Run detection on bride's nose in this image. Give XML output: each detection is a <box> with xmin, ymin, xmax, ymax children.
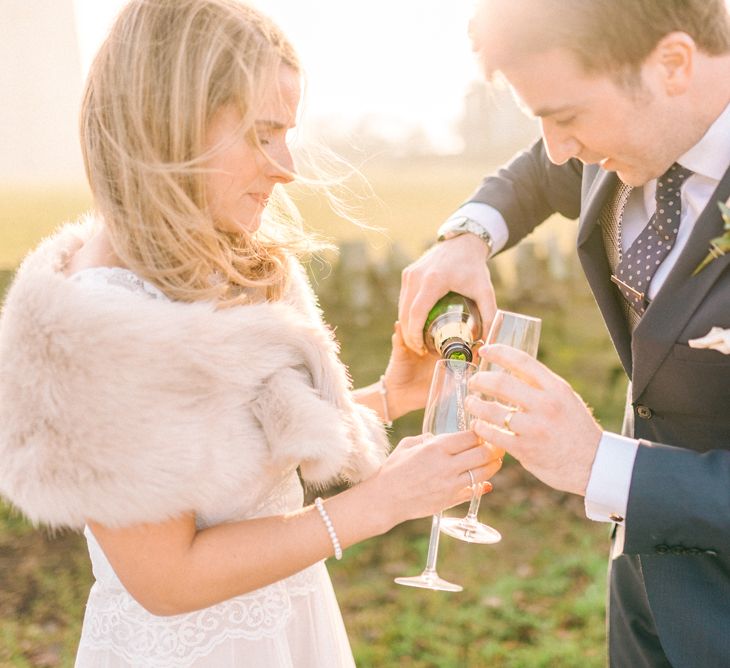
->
<box><xmin>266</xmin><ymin>142</ymin><xmax>295</xmax><ymax>184</ymax></box>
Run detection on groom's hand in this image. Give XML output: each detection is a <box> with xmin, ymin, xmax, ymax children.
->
<box><xmin>398</xmin><ymin>234</ymin><xmax>497</xmax><ymax>354</ymax></box>
<box><xmin>466</xmin><ymin>344</ymin><xmax>603</xmax><ymax>497</ymax></box>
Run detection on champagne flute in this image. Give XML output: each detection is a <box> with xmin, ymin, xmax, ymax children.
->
<box><xmin>394</xmin><ymin>358</ymin><xmax>477</xmax><ymax>592</ymax></box>
<box><xmin>440</xmin><ymin>309</ymin><xmax>541</xmax><ymax>544</ymax></box>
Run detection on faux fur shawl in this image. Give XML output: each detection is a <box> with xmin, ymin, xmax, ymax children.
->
<box><xmin>0</xmin><ymin>220</ymin><xmax>389</xmax><ymax>529</ymax></box>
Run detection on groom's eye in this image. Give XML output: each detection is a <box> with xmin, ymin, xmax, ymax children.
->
<box><xmin>555</xmin><ymin>115</ymin><xmax>576</xmax><ymax>127</ymax></box>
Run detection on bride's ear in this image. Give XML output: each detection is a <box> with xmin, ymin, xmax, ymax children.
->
<box><xmin>652</xmin><ymin>31</ymin><xmax>695</xmax><ymax>96</ymax></box>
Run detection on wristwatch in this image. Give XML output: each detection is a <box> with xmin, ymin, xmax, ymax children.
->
<box><xmin>437</xmin><ymin>215</ymin><xmax>494</xmax><ymax>258</ymax></box>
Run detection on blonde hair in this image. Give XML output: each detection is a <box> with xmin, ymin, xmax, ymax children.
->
<box><xmin>80</xmin><ymin>0</ymin><xmax>325</xmax><ymax>304</ymax></box>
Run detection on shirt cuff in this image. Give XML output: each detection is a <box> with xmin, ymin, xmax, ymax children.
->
<box><xmin>446</xmin><ymin>202</ymin><xmax>509</xmax><ymax>255</ymax></box>
<box><xmin>584</xmin><ymin>432</ymin><xmax>639</xmax><ymax>523</ymax></box>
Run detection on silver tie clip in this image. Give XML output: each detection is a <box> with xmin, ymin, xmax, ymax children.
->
<box><xmin>610</xmin><ymin>274</ymin><xmax>644</xmax><ymax>302</ymax></box>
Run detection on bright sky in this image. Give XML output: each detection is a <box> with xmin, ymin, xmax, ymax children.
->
<box><xmin>72</xmin><ymin>1</ymin><xmax>483</xmax><ymax>152</ymax></box>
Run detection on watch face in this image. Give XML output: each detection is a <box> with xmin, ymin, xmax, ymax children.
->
<box><xmin>438</xmin><ymin>217</ymin><xmax>492</xmax><ymax>255</ymax></box>
<box><xmin>439</xmin><ymin>217</ymin><xmax>470</xmax><ymax>239</ymax></box>
<box><xmin>453</xmin><ymin>216</ymin><xmax>471</xmax><ymax>232</ymax></box>
<box><xmin>454</xmin><ymin>218</ymin><xmax>480</xmax><ymax>236</ymax></box>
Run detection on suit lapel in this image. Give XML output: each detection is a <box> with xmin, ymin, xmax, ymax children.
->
<box><xmin>577</xmin><ymin>167</ymin><xmax>614</xmax><ymax>247</ymax></box>
<box><xmin>577</xmin><ymin>170</ymin><xmax>633</xmax><ymax>375</ymax></box>
<box><xmin>631</xmin><ymin>166</ymin><xmax>730</xmax><ymax>399</ymax></box>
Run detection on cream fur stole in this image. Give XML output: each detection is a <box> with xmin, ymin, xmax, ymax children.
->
<box><xmin>0</xmin><ymin>220</ymin><xmax>389</xmax><ymax>529</ymax></box>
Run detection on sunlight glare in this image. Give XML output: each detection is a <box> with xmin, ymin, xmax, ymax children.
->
<box><xmin>72</xmin><ymin>0</ymin><xmax>482</xmax><ymax>152</ymax></box>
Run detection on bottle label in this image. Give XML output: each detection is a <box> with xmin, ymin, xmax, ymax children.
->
<box><xmin>433</xmin><ymin>321</ymin><xmax>473</xmax><ymax>352</ymax></box>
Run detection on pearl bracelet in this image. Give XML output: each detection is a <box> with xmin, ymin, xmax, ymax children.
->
<box><xmin>314</xmin><ymin>497</ymin><xmax>343</xmax><ymax>560</ymax></box>
<box><xmin>378</xmin><ymin>374</ymin><xmax>393</xmax><ymax>427</ymax></box>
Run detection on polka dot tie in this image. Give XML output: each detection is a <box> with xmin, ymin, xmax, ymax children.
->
<box><xmin>613</xmin><ymin>163</ymin><xmax>693</xmax><ymax>316</ymax></box>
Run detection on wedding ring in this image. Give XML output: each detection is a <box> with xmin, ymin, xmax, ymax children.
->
<box><xmin>503</xmin><ymin>407</ymin><xmax>517</xmax><ymax>433</ymax></box>
<box><xmin>467</xmin><ymin>469</ymin><xmax>476</xmax><ymax>488</ymax></box>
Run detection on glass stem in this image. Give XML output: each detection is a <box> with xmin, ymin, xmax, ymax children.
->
<box><xmin>424</xmin><ymin>513</ymin><xmax>443</xmax><ymax>573</ymax></box>
<box><xmin>465</xmin><ymin>484</ymin><xmax>483</xmax><ymax>521</ymax></box>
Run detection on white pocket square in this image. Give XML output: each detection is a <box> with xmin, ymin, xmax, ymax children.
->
<box><xmin>688</xmin><ymin>327</ymin><xmax>730</xmax><ymax>355</ymax></box>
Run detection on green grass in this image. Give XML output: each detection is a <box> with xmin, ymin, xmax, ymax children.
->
<box><xmin>327</xmin><ymin>469</ymin><xmax>609</xmax><ymax>667</ymax></box>
<box><xmin>0</xmin><ymin>162</ymin><xmax>622</xmax><ymax>666</ymax></box>
<box><xmin>0</xmin><ymin>506</ymin><xmax>90</xmax><ymax>667</ymax></box>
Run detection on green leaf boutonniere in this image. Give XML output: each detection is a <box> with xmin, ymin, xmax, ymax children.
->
<box><xmin>693</xmin><ymin>197</ymin><xmax>730</xmax><ymax>275</ymax></box>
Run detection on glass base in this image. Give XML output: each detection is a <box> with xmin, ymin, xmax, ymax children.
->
<box><xmin>394</xmin><ymin>571</ymin><xmax>463</xmax><ymax>592</ymax></box>
<box><xmin>440</xmin><ymin>516</ymin><xmax>502</xmax><ymax>544</ymax></box>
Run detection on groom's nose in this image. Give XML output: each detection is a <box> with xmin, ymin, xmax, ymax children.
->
<box><xmin>540</xmin><ymin>119</ymin><xmax>581</xmax><ymax>165</ymax></box>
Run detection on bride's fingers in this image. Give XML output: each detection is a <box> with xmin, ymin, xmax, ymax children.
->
<box><xmin>464</xmin><ymin>456</ymin><xmax>503</xmax><ymax>487</ymax></box>
<box><xmin>453</xmin><ymin>477</ymin><xmax>494</xmax><ymax>505</ymax></box>
<box><xmin>436</xmin><ymin>429</ymin><xmax>481</xmax><ymax>454</ymax></box>
<box><xmin>453</xmin><ymin>451</ymin><xmax>503</xmax><ymax>492</ymax></box>
<box><xmin>394</xmin><ymin>434</ymin><xmax>429</xmax><ymax>450</ymax></box>
<box><xmin>390</xmin><ymin>320</ymin><xmax>405</xmax><ymax>349</ymax></box>
<box><xmin>481</xmin><ymin>456</ymin><xmax>504</xmax><ymax>481</ymax></box>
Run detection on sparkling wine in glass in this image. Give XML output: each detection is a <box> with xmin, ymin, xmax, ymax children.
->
<box><xmin>394</xmin><ymin>358</ymin><xmax>477</xmax><ymax>592</ymax></box>
<box><xmin>440</xmin><ymin>309</ymin><xmax>541</xmax><ymax>544</ymax></box>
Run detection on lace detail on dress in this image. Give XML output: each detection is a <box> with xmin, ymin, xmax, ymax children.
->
<box><xmin>78</xmin><ymin>471</ymin><xmax>330</xmax><ymax>665</ymax></box>
<box><xmin>71</xmin><ymin>266</ymin><xmax>167</xmax><ymax>301</ymax></box>
<box><xmin>80</xmin><ymin>565</ymin><xmax>320</xmax><ymax>668</ymax></box>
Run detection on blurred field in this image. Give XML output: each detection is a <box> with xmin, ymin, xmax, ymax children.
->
<box><xmin>0</xmin><ymin>156</ymin><xmax>576</xmax><ymax>268</ymax></box>
<box><xmin>0</xmin><ymin>186</ymin><xmax>92</xmax><ymax>270</ymax></box>
<box><xmin>0</xmin><ymin>159</ymin><xmax>624</xmax><ymax>667</ymax></box>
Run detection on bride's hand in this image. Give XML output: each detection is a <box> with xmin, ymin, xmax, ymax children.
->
<box><xmin>382</xmin><ymin>322</ymin><xmax>439</xmax><ymax>419</ymax></box>
<box><xmin>370</xmin><ymin>430</ymin><xmax>504</xmax><ymax>527</ymax></box>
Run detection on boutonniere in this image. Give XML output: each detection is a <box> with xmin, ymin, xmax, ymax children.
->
<box><xmin>688</xmin><ymin>326</ymin><xmax>730</xmax><ymax>355</ymax></box>
<box><xmin>692</xmin><ymin>197</ymin><xmax>730</xmax><ymax>275</ymax></box>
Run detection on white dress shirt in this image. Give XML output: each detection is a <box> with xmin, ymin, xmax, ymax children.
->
<box><xmin>445</xmin><ymin>101</ymin><xmax>730</xmax><ymax>523</ymax></box>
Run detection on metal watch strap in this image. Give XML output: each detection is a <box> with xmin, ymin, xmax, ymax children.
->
<box><xmin>437</xmin><ymin>215</ymin><xmax>494</xmax><ymax>258</ymax></box>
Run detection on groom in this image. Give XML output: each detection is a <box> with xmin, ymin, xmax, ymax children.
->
<box><xmin>398</xmin><ymin>1</ymin><xmax>730</xmax><ymax>666</ymax></box>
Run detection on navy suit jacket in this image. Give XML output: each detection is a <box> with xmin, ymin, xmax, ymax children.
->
<box><xmin>469</xmin><ymin>139</ymin><xmax>730</xmax><ymax>666</ymax></box>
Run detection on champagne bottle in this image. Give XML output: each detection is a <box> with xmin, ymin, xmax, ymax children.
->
<box><xmin>423</xmin><ymin>292</ymin><xmax>482</xmax><ymax>362</ymax></box>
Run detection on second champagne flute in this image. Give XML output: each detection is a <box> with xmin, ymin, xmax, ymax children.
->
<box><xmin>440</xmin><ymin>309</ymin><xmax>541</xmax><ymax>544</ymax></box>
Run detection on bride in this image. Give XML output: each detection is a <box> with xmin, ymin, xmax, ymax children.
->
<box><xmin>0</xmin><ymin>0</ymin><xmax>501</xmax><ymax>665</ymax></box>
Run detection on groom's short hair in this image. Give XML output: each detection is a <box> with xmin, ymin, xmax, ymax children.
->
<box><xmin>473</xmin><ymin>0</ymin><xmax>730</xmax><ymax>80</ymax></box>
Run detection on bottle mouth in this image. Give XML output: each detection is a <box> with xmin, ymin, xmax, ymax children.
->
<box><xmin>442</xmin><ymin>340</ymin><xmax>473</xmax><ymax>362</ymax></box>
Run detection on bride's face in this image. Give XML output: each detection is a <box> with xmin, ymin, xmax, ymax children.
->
<box><xmin>203</xmin><ymin>66</ymin><xmax>300</xmax><ymax>235</ymax></box>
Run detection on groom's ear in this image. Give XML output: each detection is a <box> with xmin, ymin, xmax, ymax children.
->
<box><xmin>650</xmin><ymin>31</ymin><xmax>696</xmax><ymax>97</ymax></box>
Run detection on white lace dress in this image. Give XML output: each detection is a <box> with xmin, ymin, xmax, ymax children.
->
<box><xmin>71</xmin><ymin>268</ymin><xmax>356</xmax><ymax>668</ymax></box>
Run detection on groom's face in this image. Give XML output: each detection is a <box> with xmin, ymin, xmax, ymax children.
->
<box><xmin>494</xmin><ymin>47</ymin><xmax>680</xmax><ymax>187</ymax></box>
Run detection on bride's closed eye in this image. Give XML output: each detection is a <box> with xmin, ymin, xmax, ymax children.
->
<box><xmin>255</xmin><ymin>129</ymin><xmax>295</xmax><ymax>150</ymax></box>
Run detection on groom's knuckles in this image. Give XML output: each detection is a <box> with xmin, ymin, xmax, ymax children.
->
<box><xmin>536</xmin><ymin>391</ymin><xmax>557</xmax><ymax>413</ymax></box>
<box><xmin>484</xmin><ymin>372</ymin><xmax>519</xmax><ymax>403</ymax></box>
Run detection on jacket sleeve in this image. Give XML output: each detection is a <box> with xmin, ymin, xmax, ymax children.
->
<box><xmin>623</xmin><ymin>442</ymin><xmax>730</xmax><ymax>558</ymax></box>
<box><xmin>466</xmin><ymin>139</ymin><xmax>583</xmax><ymax>251</ymax></box>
